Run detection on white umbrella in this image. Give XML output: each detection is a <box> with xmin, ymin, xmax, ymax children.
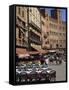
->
<box><xmin>18</xmin><ymin>54</ymin><xmax>30</xmax><ymax>58</ymax></box>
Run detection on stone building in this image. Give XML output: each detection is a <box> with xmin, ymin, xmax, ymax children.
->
<box><xmin>28</xmin><ymin>7</ymin><xmax>42</xmax><ymax>51</ymax></box>
<box><xmin>16</xmin><ymin>6</ymin><xmax>28</xmax><ymax>48</ymax></box>
<box><xmin>16</xmin><ymin>6</ymin><xmax>66</xmax><ymax>54</ymax></box>
<box><xmin>41</xmin><ymin>9</ymin><xmax>66</xmax><ymax>53</ymax></box>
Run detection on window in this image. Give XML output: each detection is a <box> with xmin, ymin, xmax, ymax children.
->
<box><xmin>18</xmin><ymin>7</ymin><xmax>20</xmax><ymax>14</ymax></box>
<box><xmin>41</xmin><ymin>21</ymin><xmax>44</xmax><ymax>25</ymax></box>
<box><xmin>60</xmin><ymin>45</ymin><xmax>62</xmax><ymax>47</ymax></box>
<box><xmin>30</xmin><ymin>9</ymin><xmax>32</xmax><ymax>12</ymax></box>
<box><xmin>17</xmin><ymin>17</ymin><xmax>21</xmax><ymax>25</ymax></box>
<box><xmin>45</xmin><ymin>41</ymin><xmax>49</xmax><ymax>44</ymax></box>
<box><xmin>45</xmin><ymin>42</ymin><xmax>47</xmax><ymax>44</ymax></box>
<box><xmin>50</xmin><ymin>44</ymin><xmax>52</xmax><ymax>48</ymax></box>
<box><xmin>19</xmin><ymin>30</ymin><xmax>21</xmax><ymax>38</ymax></box>
<box><xmin>60</xmin><ymin>33</ymin><xmax>61</xmax><ymax>35</ymax></box>
<box><xmin>22</xmin><ymin>10</ymin><xmax>24</xmax><ymax>17</ymax></box>
<box><xmin>22</xmin><ymin>21</ymin><xmax>25</xmax><ymax>28</ymax></box>
<box><xmin>47</xmin><ymin>41</ymin><xmax>49</xmax><ymax>44</ymax></box>
<box><xmin>47</xmin><ymin>18</ymin><xmax>48</xmax><ymax>21</ymax></box>
<box><xmin>44</xmin><ymin>34</ymin><xmax>47</xmax><ymax>39</ymax></box>
<box><xmin>47</xmin><ymin>32</ymin><xmax>49</xmax><ymax>35</ymax></box>
<box><xmin>56</xmin><ymin>44</ymin><xmax>58</xmax><ymax>48</ymax></box>
<box><xmin>63</xmin><ymin>33</ymin><xmax>65</xmax><ymax>36</ymax></box>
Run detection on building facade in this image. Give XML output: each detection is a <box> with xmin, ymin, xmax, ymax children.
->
<box><xmin>41</xmin><ymin>9</ymin><xmax>66</xmax><ymax>53</ymax></box>
<box><xmin>16</xmin><ymin>6</ymin><xmax>28</xmax><ymax>48</ymax></box>
<box><xmin>40</xmin><ymin>9</ymin><xmax>50</xmax><ymax>49</ymax></box>
<box><xmin>16</xmin><ymin>6</ymin><xmax>66</xmax><ymax>54</ymax></box>
<box><xmin>28</xmin><ymin>7</ymin><xmax>42</xmax><ymax>51</ymax></box>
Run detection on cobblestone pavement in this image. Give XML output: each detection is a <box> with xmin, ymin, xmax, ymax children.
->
<box><xmin>48</xmin><ymin>60</ymin><xmax>66</xmax><ymax>81</ymax></box>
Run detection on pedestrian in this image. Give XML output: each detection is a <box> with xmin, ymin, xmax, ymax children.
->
<box><xmin>45</xmin><ymin>58</ymin><xmax>49</xmax><ymax>65</ymax></box>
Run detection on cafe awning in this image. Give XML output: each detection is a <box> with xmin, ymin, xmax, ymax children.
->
<box><xmin>31</xmin><ymin>44</ymin><xmax>47</xmax><ymax>54</ymax></box>
<box><xmin>29</xmin><ymin>51</ymin><xmax>39</xmax><ymax>55</ymax></box>
<box><xmin>16</xmin><ymin>48</ymin><xmax>29</xmax><ymax>58</ymax></box>
<box><xmin>49</xmin><ymin>50</ymin><xmax>56</xmax><ymax>53</ymax></box>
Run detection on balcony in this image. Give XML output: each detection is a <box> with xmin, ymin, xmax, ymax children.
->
<box><xmin>16</xmin><ymin>38</ymin><xmax>28</xmax><ymax>48</ymax></box>
<box><xmin>29</xmin><ymin>37</ymin><xmax>41</xmax><ymax>45</ymax></box>
<box><xmin>29</xmin><ymin>21</ymin><xmax>41</xmax><ymax>33</ymax></box>
<box><xmin>30</xmin><ymin>29</ymin><xmax>41</xmax><ymax>37</ymax></box>
<box><xmin>16</xmin><ymin>17</ymin><xmax>27</xmax><ymax>31</ymax></box>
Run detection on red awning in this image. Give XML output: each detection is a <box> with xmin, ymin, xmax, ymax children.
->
<box><xmin>16</xmin><ymin>48</ymin><xmax>28</xmax><ymax>54</ymax></box>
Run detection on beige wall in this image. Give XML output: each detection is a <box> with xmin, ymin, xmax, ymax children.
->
<box><xmin>16</xmin><ymin>6</ymin><xmax>28</xmax><ymax>47</ymax></box>
<box><xmin>48</xmin><ymin>17</ymin><xmax>66</xmax><ymax>49</ymax></box>
<box><xmin>28</xmin><ymin>7</ymin><xmax>41</xmax><ymax>48</ymax></box>
<box><xmin>41</xmin><ymin>9</ymin><xmax>66</xmax><ymax>50</ymax></box>
<box><xmin>16</xmin><ymin>6</ymin><xmax>27</xmax><ymax>23</ymax></box>
<box><xmin>16</xmin><ymin>7</ymin><xmax>66</xmax><ymax>50</ymax></box>
<box><xmin>29</xmin><ymin>7</ymin><xmax>41</xmax><ymax>28</ymax></box>
<box><xmin>41</xmin><ymin>12</ymin><xmax>50</xmax><ymax>49</ymax></box>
